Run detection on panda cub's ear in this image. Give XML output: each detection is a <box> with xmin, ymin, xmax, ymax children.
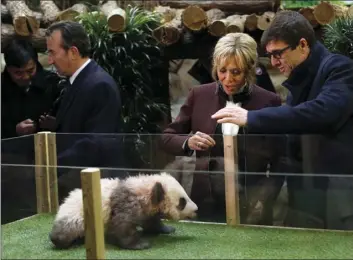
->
<box><xmin>151</xmin><ymin>182</ymin><xmax>165</xmax><ymax>205</ymax></box>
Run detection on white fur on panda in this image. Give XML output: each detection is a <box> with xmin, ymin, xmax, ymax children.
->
<box><xmin>52</xmin><ymin>178</ymin><xmax>120</xmax><ymax>238</ymax></box>
<box><xmin>49</xmin><ymin>172</ymin><xmax>198</xmax><ymax>249</ymax></box>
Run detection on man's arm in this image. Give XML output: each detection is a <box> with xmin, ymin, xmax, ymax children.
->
<box><xmin>57</xmin><ymin>81</ymin><xmax>121</xmax><ymax>168</ymax></box>
<box><xmin>247</xmin><ymin>58</ymin><xmax>353</xmax><ymax>134</ymax></box>
<box><xmin>83</xmin><ymin>81</ymin><xmax>121</xmax><ymax>133</ymax></box>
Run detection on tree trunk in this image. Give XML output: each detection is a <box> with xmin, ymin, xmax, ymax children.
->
<box><xmin>152</xmin><ymin>9</ymin><xmax>183</xmax><ymax>46</ymax></box>
<box><xmin>100</xmin><ymin>0</ymin><xmax>126</xmax><ymax>32</ymax></box>
<box><xmin>313</xmin><ymin>1</ymin><xmax>348</xmax><ymax>25</ymax></box>
<box><xmin>40</xmin><ymin>0</ymin><xmax>61</xmax><ymax>26</ymax></box>
<box><xmin>181</xmin><ymin>5</ymin><xmax>208</xmax><ymax>32</ymax></box>
<box><xmin>159</xmin><ymin>0</ymin><xmax>279</xmax><ymax>14</ymax></box>
<box><xmin>206</xmin><ymin>8</ymin><xmax>226</xmax><ymax>36</ymax></box>
<box><xmin>257</xmin><ymin>11</ymin><xmax>275</xmax><ymax>30</ymax></box>
<box><xmin>2</xmin><ymin>23</ymin><xmax>47</xmax><ymax>52</ymax></box>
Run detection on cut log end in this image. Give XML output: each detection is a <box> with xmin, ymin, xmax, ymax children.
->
<box><xmin>257</xmin><ymin>11</ymin><xmax>275</xmax><ymax>31</ymax></box>
<box><xmin>313</xmin><ymin>2</ymin><xmax>335</xmax><ymax>25</ymax></box>
<box><xmin>107</xmin><ymin>8</ymin><xmax>126</xmax><ymax>32</ymax></box>
<box><xmin>208</xmin><ymin>20</ymin><xmax>227</xmax><ymax>37</ymax></box>
<box><xmin>108</xmin><ymin>15</ymin><xmax>125</xmax><ymax>32</ymax></box>
<box><xmin>182</xmin><ymin>5</ymin><xmax>208</xmax><ymax>31</ymax></box>
<box><xmin>152</xmin><ymin>25</ymin><xmax>180</xmax><ymax>46</ymax></box>
<box><xmin>14</xmin><ymin>16</ymin><xmax>39</xmax><ymax>36</ymax></box>
<box><xmin>226</xmin><ymin>15</ymin><xmax>245</xmax><ymax>33</ymax></box>
<box><xmin>227</xmin><ymin>24</ymin><xmax>243</xmax><ymax>33</ymax></box>
<box><xmin>313</xmin><ymin>2</ymin><xmax>348</xmax><ymax>25</ymax></box>
<box><xmin>244</xmin><ymin>14</ymin><xmax>258</xmax><ymax>31</ymax></box>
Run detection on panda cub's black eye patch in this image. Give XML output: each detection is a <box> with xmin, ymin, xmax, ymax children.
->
<box><xmin>177</xmin><ymin>197</ymin><xmax>187</xmax><ymax>210</ymax></box>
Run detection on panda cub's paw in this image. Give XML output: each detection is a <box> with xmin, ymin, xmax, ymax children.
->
<box><xmin>143</xmin><ymin>222</ymin><xmax>176</xmax><ymax>235</ymax></box>
<box><xmin>129</xmin><ymin>239</ymin><xmax>151</xmax><ymax>250</ymax></box>
<box><xmin>120</xmin><ymin>238</ymin><xmax>151</xmax><ymax>250</ymax></box>
<box><xmin>159</xmin><ymin>224</ymin><xmax>176</xmax><ymax>234</ymax></box>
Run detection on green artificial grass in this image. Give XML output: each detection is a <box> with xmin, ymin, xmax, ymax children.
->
<box><xmin>2</xmin><ymin>214</ymin><xmax>353</xmax><ymax>259</ymax></box>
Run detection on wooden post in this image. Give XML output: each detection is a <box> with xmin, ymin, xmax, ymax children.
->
<box><xmin>34</xmin><ymin>131</ymin><xmax>59</xmax><ymax>213</ymax></box>
<box><xmin>223</xmin><ymin>135</ymin><xmax>240</xmax><ymax>226</ymax></box>
<box><xmin>80</xmin><ymin>168</ymin><xmax>105</xmax><ymax>260</ymax></box>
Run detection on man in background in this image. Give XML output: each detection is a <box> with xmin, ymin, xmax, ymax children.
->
<box><xmin>1</xmin><ymin>39</ymin><xmax>62</xmax><ymax>139</ymax></box>
<box><xmin>212</xmin><ymin>11</ymin><xmax>353</xmax><ymax>230</ymax></box>
<box><xmin>45</xmin><ymin>21</ymin><xmax>125</xmax><ymax>197</ymax></box>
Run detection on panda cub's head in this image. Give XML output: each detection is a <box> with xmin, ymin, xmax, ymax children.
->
<box><xmin>137</xmin><ymin>172</ymin><xmax>198</xmax><ymax>221</ymax></box>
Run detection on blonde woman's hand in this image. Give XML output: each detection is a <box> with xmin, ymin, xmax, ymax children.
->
<box><xmin>211</xmin><ymin>106</ymin><xmax>248</xmax><ymax>126</ymax></box>
<box><xmin>187</xmin><ymin>131</ymin><xmax>216</xmax><ymax>151</ymax></box>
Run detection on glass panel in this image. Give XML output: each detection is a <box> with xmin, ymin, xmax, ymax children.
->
<box><xmin>2</xmin><ymin>132</ymin><xmax>352</xmax><ymax>259</ymax></box>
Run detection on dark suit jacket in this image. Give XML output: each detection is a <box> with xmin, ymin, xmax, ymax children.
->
<box><xmin>161</xmin><ymin>82</ymin><xmax>284</xmax><ymax>202</ymax></box>
<box><xmin>247</xmin><ymin>41</ymin><xmax>353</xmax><ymax>229</ymax></box>
<box><xmin>55</xmin><ymin>60</ymin><xmax>123</xmax><ymax>169</ymax></box>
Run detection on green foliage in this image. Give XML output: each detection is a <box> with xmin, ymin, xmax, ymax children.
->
<box><xmin>323</xmin><ymin>15</ymin><xmax>353</xmax><ymax>59</ymax></box>
<box><xmin>77</xmin><ymin>6</ymin><xmax>168</xmax><ymax>167</ymax></box>
<box><xmin>282</xmin><ymin>1</ymin><xmax>346</xmax><ymax>8</ymax></box>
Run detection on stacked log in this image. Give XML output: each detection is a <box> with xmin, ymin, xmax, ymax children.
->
<box><xmin>299</xmin><ymin>7</ymin><xmax>319</xmax><ymax>28</ymax></box>
<box><xmin>40</xmin><ymin>0</ymin><xmax>61</xmax><ymax>26</ymax></box>
<box><xmin>100</xmin><ymin>0</ymin><xmax>126</xmax><ymax>32</ymax></box>
<box><xmin>152</xmin><ymin>8</ymin><xmax>183</xmax><ymax>46</ymax></box>
<box><xmin>313</xmin><ymin>1</ymin><xmax>349</xmax><ymax>25</ymax></box>
<box><xmin>181</xmin><ymin>5</ymin><xmax>208</xmax><ymax>32</ymax></box>
<box><xmin>6</xmin><ymin>0</ymin><xmax>40</xmax><ymax>36</ymax></box>
<box><xmin>1</xmin><ymin>24</ymin><xmax>47</xmax><ymax>52</ymax></box>
<box><xmin>2</xmin><ymin>0</ymin><xmax>352</xmax><ymax>51</ymax></box>
<box><xmin>1</xmin><ymin>0</ymin><xmax>90</xmax><ymax>51</ymax></box>
<box><xmin>159</xmin><ymin>0</ymin><xmax>280</xmax><ymax>14</ymax></box>
<box><xmin>257</xmin><ymin>11</ymin><xmax>275</xmax><ymax>31</ymax></box>
<box><xmin>207</xmin><ymin>9</ymin><xmax>226</xmax><ymax>37</ymax></box>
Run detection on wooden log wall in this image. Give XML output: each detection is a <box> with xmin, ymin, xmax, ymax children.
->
<box><xmin>1</xmin><ymin>0</ymin><xmax>353</xmax><ymax>52</ymax></box>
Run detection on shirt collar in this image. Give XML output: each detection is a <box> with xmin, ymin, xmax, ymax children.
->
<box><xmin>69</xmin><ymin>58</ymin><xmax>91</xmax><ymax>85</ymax></box>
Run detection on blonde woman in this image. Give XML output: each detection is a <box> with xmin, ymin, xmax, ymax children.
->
<box><xmin>161</xmin><ymin>32</ymin><xmax>284</xmax><ymax>225</ymax></box>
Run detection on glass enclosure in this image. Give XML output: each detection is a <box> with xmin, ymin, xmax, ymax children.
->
<box><xmin>1</xmin><ymin>132</ymin><xmax>353</xmax><ymax>259</ymax></box>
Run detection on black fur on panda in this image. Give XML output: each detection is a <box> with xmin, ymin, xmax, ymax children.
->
<box><xmin>49</xmin><ymin>172</ymin><xmax>198</xmax><ymax>250</ymax></box>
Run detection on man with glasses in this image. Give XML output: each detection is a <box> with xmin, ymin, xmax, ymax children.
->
<box><xmin>211</xmin><ymin>10</ymin><xmax>353</xmax><ymax>230</ymax></box>
<box><xmin>1</xmin><ymin>39</ymin><xmax>62</xmax><ymax>139</ymax></box>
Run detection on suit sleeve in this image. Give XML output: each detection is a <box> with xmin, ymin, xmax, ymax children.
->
<box><xmin>247</xmin><ymin>58</ymin><xmax>353</xmax><ymax>134</ymax></box>
<box><xmin>56</xmin><ymin>81</ymin><xmax>121</xmax><ymax>168</ymax></box>
<box><xmin>84</xmin><ymin>81</ymin><xmax>121</xmax><ymax>133</ymax></box>
<box><xmin>160</xmin><ymin>88</ymin><xmax>195</xmax><ymax>156</ymax></box>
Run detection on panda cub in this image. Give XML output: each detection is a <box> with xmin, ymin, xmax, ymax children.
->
<box><xmin>49</xmin><ymin>172</ymin><xmax>198</xmax><ymax>250</ymax></box>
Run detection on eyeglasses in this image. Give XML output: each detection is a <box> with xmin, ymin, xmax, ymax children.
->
<box><xmin>265</xmin><ymin>45</ymin><xmax>292</xmax><ymax>59</ymax></box>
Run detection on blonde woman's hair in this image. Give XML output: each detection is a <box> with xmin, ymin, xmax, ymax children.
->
<box><xmin>212</xmin><ymin>32</ymin><xmax>258</xmax><ymax>85</ymax></box>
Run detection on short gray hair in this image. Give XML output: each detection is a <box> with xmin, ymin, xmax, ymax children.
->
<box><xmin>212</xmin><ymin>33</ymin><xmax>258</xmax><ymax>85</ymax></box>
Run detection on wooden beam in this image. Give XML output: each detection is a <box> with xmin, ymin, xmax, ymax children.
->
<box><xmin>223</xmin><ymin>135</ymin><xmax>240</xmax><ymax>226</ymax></box>
<box><xmin>80</xmin><ymin>168</ymin><xmax>105</xmax><ymax>260</ymax></box>
<box><xmin>34</xmin><ymin>131</ymin><xmax>59</xmax><ymax>214</ymax></box>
